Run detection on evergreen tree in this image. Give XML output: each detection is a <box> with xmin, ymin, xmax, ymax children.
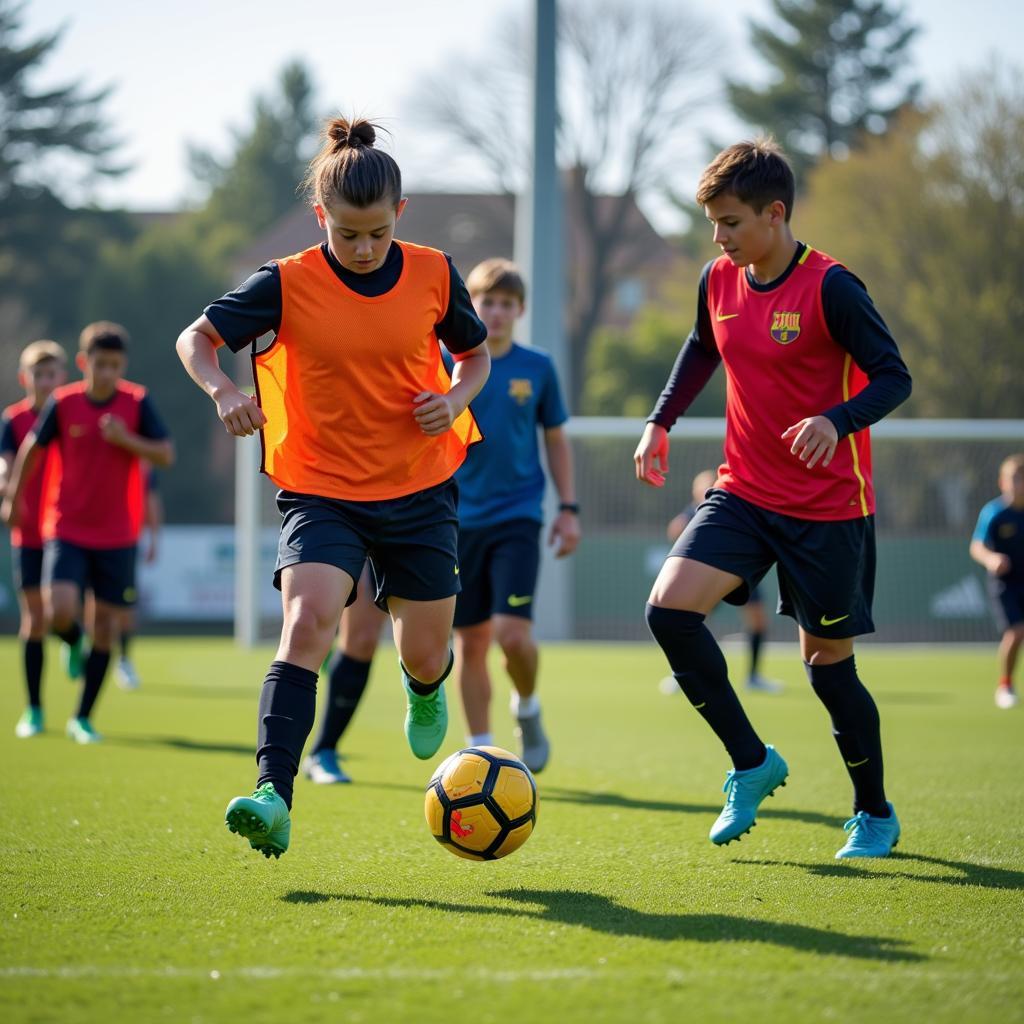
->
<box><xmin>727</xmin><ymin>0</ymin><xmax>920</xmax><ymax>176</ymax></box>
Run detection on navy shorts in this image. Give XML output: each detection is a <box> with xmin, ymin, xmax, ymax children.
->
<box><xmin>275</xmin><ymin>479</ymin><xmax>461</xmax><ymax>611</ymax></box>
<box><xmin>671</xmin><ymin>488</ymin><xmax>875</xmax><ymax>638</ymax></box>
<box><xmin>454</xmin><ymin>518</ymin><xmax>542</xmax><ymax>628</ymax></box>
<box><xmin>989</xmin><ymin>578</ymin><xmax>1024</xmax><ymax>631</ymax></box>
<box><xmin>43</xmin><ymin>539</ymin><xmax>138</xmax><ymax>607</ymax></box>
<box><xmin>12</xmin><ymin>545</ymin><xmax>44</xmax><ymax>592</ymax></box>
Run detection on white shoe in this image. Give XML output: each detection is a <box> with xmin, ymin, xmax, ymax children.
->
<box><xmin>116</xmin><ymin>657</ymin><xmax>141</xmax><ymax>691</ymax></box>
<box><xmin>746</xmin><ymin>674</ymin><xmax>782</xmax><ymax>694</ymax></box>
<box><xmin>302</xmin><ymin>750</ymin><xmax>352</xmax><ymax>784</ymax></box>
<box><xmin>995</xmin><ymin>686</ymin><xmax>1018</xmax><ymax>709</ymax></box>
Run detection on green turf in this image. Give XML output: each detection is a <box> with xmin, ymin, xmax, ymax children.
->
<box><xmin>2</xmin><ymin>639</ymin><xmax>1022</xmax><ymax>1024</ymax></box>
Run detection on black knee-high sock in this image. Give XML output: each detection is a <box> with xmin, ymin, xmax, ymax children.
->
<box><xmin>55</xmin><ymin>621</ymin><xmax>82</xmax><ymax>647</ymax></box>
<box><xmin>312</xmin><ymin>653</ymin><xmax>371</xmax><ymax>753</ymax></box>
<box><xmin>805</xmin><ymin>657</ymin><xmax>889</xmax><ymax>818</ymax></box>
<box><xmin>646</xmin><ymin>604</ymin><xmax>766</xmax><ymax>770</ymax></box>
<box><xmin>77</xmin><ymin>648</ymin><xmax>111</xmax><ymax>719</ymax></box>
<box><xmin>121</xmin><ymin>632</ymin><xmax>132</xmax><ymax>659</ymax></box>
<box><xmin>748</xmin><ymin>630</ymin><xmax>764</xmax><ymax>679</ymax></box>
<box><xmin>403</xmin><ymin>649</ymin><xmax>454</xmax><ymax>696</ymax></box>
<box><xmin>255</xmin><ymin>661</ymin><xmax>318</xmax><ymax>809</ymax></box>
<box><xmin>23</xmin><ymin>639</ymin><xmax>43</xmax><ymax>708</ymax></box>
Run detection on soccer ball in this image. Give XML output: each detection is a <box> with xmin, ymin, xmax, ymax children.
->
<box><xmin>424</xmin><ymin>746</ymin><xmax>538</xmax><ymax>861</ymax></box>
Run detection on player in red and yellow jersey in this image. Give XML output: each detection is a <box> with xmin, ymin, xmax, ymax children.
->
<box><xmin>0</xmin><ymin>340</ymin><xmax>67</xmax><ymax>738</ymax></box>
<box><xmin>177</xmin><ymin>117</ymin><xmax>490</xmax><ymax>859</ymax></box>
<box><xmin>634</xmin><ymin>139</ymin><xmax>911</xmax><ymax>859</ymax></box>
<box><xmin>2</xmin><ymin>322</ymin><xmax>174</xmax><ymax>744</ymax></box>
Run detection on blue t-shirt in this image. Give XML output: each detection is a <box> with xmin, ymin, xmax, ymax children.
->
<box><xmin>973</xmin><ymin>497</ymin><xmax>1024</xmax><ymax>585</ymax></box>
<box><xmin>451</xmin><ymin>342</ymin><xmax>568</xmax><ymax>529</ymax></box>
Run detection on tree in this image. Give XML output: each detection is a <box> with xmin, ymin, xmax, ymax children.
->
<box><xmin>727</xmin><ymin>0</ymin><xmax>920</xmax><ymax>176</ymax></box>
<box><xmin>797</xmin><ymin>62</ymin><xmax>1024</xmax><ymax>418</ymax></box>
<box><xmin>411</xmin><ymin>0</ymin><xmax>718</xmax><ymax>405</ymax></box>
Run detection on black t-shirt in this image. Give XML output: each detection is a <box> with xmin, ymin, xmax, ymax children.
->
<box><xmin>205</xmin><ymin>241</ymin><xmax>487</xmax><ymax>355</ymax></box>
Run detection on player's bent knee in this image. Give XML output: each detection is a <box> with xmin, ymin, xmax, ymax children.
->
<box><xmin>402</xmin><ymin>648</ymin><xmax>450</xmax><ymax>685</ymax></box>
<box><xmin>645</xmin><ymin>602</ymin><xmax>704</xmax><ymax>646</ymax></box>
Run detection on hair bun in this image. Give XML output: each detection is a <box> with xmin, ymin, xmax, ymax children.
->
<box><xmin>326</xmin><ymin>117</ymin><xmax>376</xmax><ymax>152</ymax></box>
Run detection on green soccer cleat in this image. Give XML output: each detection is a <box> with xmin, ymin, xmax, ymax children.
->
<box><xmin>709</xmin><ymin>745</ymin><xmax>788</xmax><ymax>845</ymax></box>
<box><xmin>835</xmin><ymin>803</ymin><xmax>901</xmax><ymax>859</ymax></box>
<box><xmin>225</xmin><ymin>782</ymin><xmax>291</xmax><ymax>859</ymax></box>
<box><xmin>402</xmin><ymin>669</ymin><xmax>448</xmax><ymax>760</ymax></box>
<box><xmin>65</xmin><ymin>717</ymin><xmax>102</xmax><ymax>744</ymax></box>
<box><xmin>62</xmin><ymin>636</ymin><xmax>85</xmax><ymax>680</ymax></box>
<box><xmin>15</xmin><ymin>707</ymin><xmax>44</xmax><ymax>738</ymax></box>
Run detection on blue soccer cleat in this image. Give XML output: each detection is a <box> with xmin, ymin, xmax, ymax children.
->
<box><xmin>835</xmin><ymin>803</ymin><xmax>901</xmax><ymax>859</ymax></box>
<box><xmin>302</xmin><ymin>749</ymin><xmax>352</xmax><ymax>785</ymax></box>
<box><xmin>709</xmin><ymin>745</ymin><xmax>789</xmax><ymax>845</ymax></box>
<box><xmin>15</xmin><ymin>707</ymin><xmax>44</xmax><ymax>738</ymax></box>
<box><xmin>66</xmin><ymin>717</ymin><xmax>102</xmax><ymax>744</ymax></box>
<box><xmin>225</xmin><ymin>782</ymin><xmax>291</xmax><ymax>859</ymax></box>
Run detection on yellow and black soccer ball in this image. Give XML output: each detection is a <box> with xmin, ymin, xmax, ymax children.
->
<box><xmin>424</xmin><ymin>746</ymin><xmax>538</xmax><ymax>861</ymax></box>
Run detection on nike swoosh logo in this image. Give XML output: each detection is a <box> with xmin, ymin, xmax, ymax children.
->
<box><xmin>846</xmin><ymin>758</ymin><xmax>869</xmax><ymax>768</ymax></box>
<box><xmin>820</xmin><ymin>614</ymin><xmax>850</xmax><ymax>626</ymax></box>
<box><xmin>507</xmin><ymin>594</ymin><xmax>532</xmax><ymax>608</ymax></box>
<box><xmin>454</xmin><ymin>565</ymin><xmax>459</xmax><ymax>576</ymax></box>
<box><xmin>693</xmin><ymin>701</ymin><xmax>707</xmax><ymax>710</ymax></box>
<box><xmin>716</xmin><ymin>313</ymin><xmax>740</xmax><ymax>321</ymax></box>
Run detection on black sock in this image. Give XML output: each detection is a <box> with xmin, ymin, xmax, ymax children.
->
<box><xmin>55</xmin><ymin>621</ymin><xmax>82</xmax><ymax>647</ymax></box>
<box><xmin>255</xmin><ymin>661</ymin><xmax>318</xmax><ymax>810</ymax></box>
<box><xmin>805</xmin><ymin>657</ymin><xmax>889</xmax><ymax>818</ymax></box>
<box><xmin>121</xmin><ymin>632</ymin><xmax>133</xmax><ymax>659</ymax></box>
<box><xmin>404</xmin><ymin>649</ymin><xmax>454</xmax><ymax>696</ymax></box>
<box><xmin>312</xmin><ymin>653</ymin><xmax>371</xmax><ymax>752</ymax></box>
<box><xmin>77</xmin><ymin>648</ymin><xmax>111</xmax><ymax>720</ymax></box>
<box><xmin>646</xmin><ymin>603</ymin><xmax>766</xmax><ymax>770</ymax></box>
<box><xmin>748</xmin><ymin>630</ymin><xmax>764</xmax><ymax>679</ymax></box>
<box><xmin>23</xmin><ymin>638</ymin><xmax>43</xmax><ymax>708</ymax></box>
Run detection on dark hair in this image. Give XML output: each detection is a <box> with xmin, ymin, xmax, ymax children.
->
<box><xmin>79</xmin><ymin>320</ymin><xmax>129</xmax><ymax>354</ymax></box>
<box><xmin>696</xmin><ymin>138</ymin><xmax>795</xmax><ymax>222</ymax></box>
<box><xmin>303</xmin><ymin>116</ymin><xmax>402</xmax><ymax>209</ymax></box>
<box><xmin>466</xmin><ymin>258</ymin><xmax>527</xmax><ymax>303</ymax></box>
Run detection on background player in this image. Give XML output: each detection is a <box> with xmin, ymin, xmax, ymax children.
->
<box><xmin>2</xmin><ymin>322</ymin><xmax>174</xmax><ymax>743</ymax></box>
<box><xmin>1</xmin><ymin>340</ymin><xmax>67</xmax><ymax>737</ymax></box>
<box><xmin>451</xmin><ymin>258</ymin><xmax>580</xmax><ymax>772</ymax></box>
<box><xmin>665</xmin><ymin>468</ymin><xmax>781</xmax><ymax>694</ymax></box>
<box><xmin>969</xmin><ymin>453</ymin><xmax>1024</xmax><ymax>709</ymax></box>
<box><xmin>634</xmin><ymin>139</ymin><xmax>912</xmax><ymax>859</ymax></box>
<box><xmin>302</xmin><ymin>562</ymin><xmax>387</xmax><ymax>784</ymax></box>
<box><xmin>176</xmin><ymin>117</ymin><xmax>489</xmax><ymax>859</ymax></box>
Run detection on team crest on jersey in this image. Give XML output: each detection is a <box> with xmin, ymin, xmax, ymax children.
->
<box><xmin>998</xmin><ymin>523</ymin><xmax>1017</xmax><ymax>539</ymax></box>
<box><xmin>770</xmin><ymin>311</ymin><xmax>801</xmax><ymax>345</ymax></box>
<box><xmin>508</xmin><ymin>378</ymin><xmax>533</xmax><ymax>405</ymax></box>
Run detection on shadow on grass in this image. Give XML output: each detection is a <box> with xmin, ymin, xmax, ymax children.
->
<box><xmin>106</xmin><ymin>735</ymin><xmax>253</xmax><ymax>756</ymax></box>
<box><xmin>281</xmin><ymin>887</ymin><xmax>922</xmax><ymax>962</ymax></box>
<box><xmin>735</xmin><ymin>852</ymin><xmax>1024</xmax><ymax>891</ymax></box>
<box><xmin>541</xmin><ymin>786</ymin><xmax>840</xmax><ymax>828</ymax></box>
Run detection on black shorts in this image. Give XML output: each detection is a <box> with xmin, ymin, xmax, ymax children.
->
<box><xmin>275</xmin><ymin>479</ymin><xmax>460</xmax><ymax>612</ymax></box>
<box><xmin>988</xmin><ymin>578</ymin><xmax>1024</xmax><ymax>632</ymax></box>
<box><xmin>43</xmin><ymin>539</ymin><xmax>138</xmax><ymax>607</ymax></box>
<box><xmin>12</xmin><ymin>545</ymin><xmax>44</xmax><ymax>592</ymax></box>
<box><xmin>671</xmin><ymin>488</ymin><xmax>875</xmax><ymax>638</ymax></box>
<box><xmin>453</xmin><ymin>518</ymin><xmax>542</xmax><ymax>628</ymax></box>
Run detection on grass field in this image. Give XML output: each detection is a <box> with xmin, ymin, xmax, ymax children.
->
<box><xmin>2</xmin><ymin>638</ymin><xmax>1022</xmax><ymax>1024</ymax></box>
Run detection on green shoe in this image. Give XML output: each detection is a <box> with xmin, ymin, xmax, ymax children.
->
<box><xmin>66</xmin><ymin>717</ymin><xmax>102</xmax><ymax>744</ymax></box>
<box><xmin>225</xmin><ymin>782</ymin><xmax>291</xmax><ymax>859</ymax></box>
<box><xmin>403</xmin><ymin>669</ymin><xmax>448</xmax><ymax>760</ymax></box>
<box><xmin>62</xmin><ymin>636</ymin><xmax>85</xmax><ymax>680</ymax></box>
<box><xmin>15</xmin><ymin>707</ymin><xmax>44</xmax><ymax>738</ymax></box>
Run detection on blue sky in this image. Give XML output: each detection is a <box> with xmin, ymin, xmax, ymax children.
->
<box><xmin>22</xmin><ymin>0</ymin><xmax>1023</xmax><ymax>215</ymax></box>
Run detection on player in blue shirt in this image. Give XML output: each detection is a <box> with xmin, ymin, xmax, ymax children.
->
<box><xmin>452</xmin><ymin>259</ymin><xmax>580</xmax><ymax>772</ymax></box>
<box><xmin>970</xmin><ymin>453</ymin><xmax>1024</xmax><ymax>709</ymax></box>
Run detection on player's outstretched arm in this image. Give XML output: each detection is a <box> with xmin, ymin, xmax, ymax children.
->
<box><xmin>543</xmin><ymin>425</ymin><xmax>581</xmax><ymax>558</ymax></box>
<box><xmin>176</xmin><ymin>315</ymin><xmax>267</xmax><ymax>438</ymax></box>
<box><xmin>413</xmin><ymin>341</ymin><xmax>490</xmax><ymax>437</ymax></box>
<box><xmin>634</xmin><ymin>422</ymin><xmax>669</xmax><ymax>488</ymax></box>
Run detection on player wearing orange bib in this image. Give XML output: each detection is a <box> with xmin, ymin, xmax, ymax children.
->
<box><xmin>177</xmin><ymin>117</ymin><xmax>490</xmax><ymax>859</ymax></box>
<box><xmin>635</xmin><ymin>140</ymin><xmax>912</xmax><ymax>859</ymax></box>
